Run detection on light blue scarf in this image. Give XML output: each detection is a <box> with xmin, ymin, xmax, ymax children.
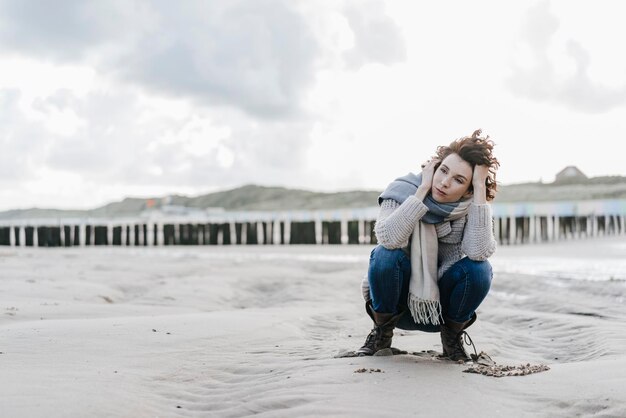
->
<box><xmin>379</xmin><ymin>172</ymin><xmax>470</xmax><ymax>224</ymax></box>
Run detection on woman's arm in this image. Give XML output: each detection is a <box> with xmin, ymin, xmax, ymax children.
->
<box><xmin>461</xmin><ymin>204</ymin><xmax>496</xmax><ymax>260</ymax></box>
<box><xmin>374</xmin><ymin>159</ymin><xmax>439</xmax><ymax>249</ymax></box>
<box><xmin>461</xmin><ymin>165</ymin><xmax>496</xmax><ymax>259</ymax></box>
<box><xmin>374</xmin><ymin>197</ymin><xmax>428</xmax><ymax>248</ymax></box>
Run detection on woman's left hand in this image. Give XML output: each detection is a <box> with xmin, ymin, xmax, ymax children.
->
<box><xmin>472</xmin><ymin>165</ymin><xmax>489</xmax><ymax>203</ymax></box>
<box><xmin>472</xmin><ymin>165</ymin><xmax>489</xmax><ymax>188</ymax></box>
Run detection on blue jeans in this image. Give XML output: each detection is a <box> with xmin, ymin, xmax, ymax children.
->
<box><xmin>367</xmin><ymin>245</ymin><xmax>492</xmax><ymax>332</ymax></box>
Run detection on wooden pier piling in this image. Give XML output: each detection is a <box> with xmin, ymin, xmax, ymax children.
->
<box><xmin>1</xmin><ymin>199</ymin><xmax>624</xmax><ymax>249</ymax></box>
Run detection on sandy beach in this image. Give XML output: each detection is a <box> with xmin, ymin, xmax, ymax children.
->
<box><xmin>1</xmin><ymin>236</ymin><xmax>625</xmax><ymax>417</ymax></box>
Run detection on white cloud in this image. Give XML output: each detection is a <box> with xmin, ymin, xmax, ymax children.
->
<box><xmin>0</xmin><ymin>0</ymin><xmax>625</xmax><ymax>210</ymax></box>
<box><xmin>341</xmin><ymin>0</ymin><xmax>406</xmax><ymax>69</ymax></box>
<box><xmin>507</xmin><ymin>0</ymin><xmax>626</xmax><ymax>113</ymax></box>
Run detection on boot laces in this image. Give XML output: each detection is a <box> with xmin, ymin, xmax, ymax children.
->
<box><xmin>363</xmin><ymin>326</ymin><xmax>381</xmax><ymax>348</ymax></box>
<box><xmin>460</xmin><ymin>331</ymin><xmax>478</xmax><ymax>360</ymax></box>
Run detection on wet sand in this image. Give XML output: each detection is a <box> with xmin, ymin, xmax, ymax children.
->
<box><xmin>1</xmin><ymin>236</ymin><xmax>625</xmax><ymax>417</ymax></box>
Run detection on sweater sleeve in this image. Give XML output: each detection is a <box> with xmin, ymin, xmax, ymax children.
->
<box><xmin>374</xmin><ymin>196</ymin><xmax>428</xmax><ymax>249</ymax></box>
<box><xmin>461</xmin><ymin>203</ymin><xmax>497</xmax><ymax>260</ymax></box>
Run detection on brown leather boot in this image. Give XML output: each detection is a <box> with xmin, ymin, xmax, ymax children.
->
<box><xmin>357</xmin><ymin>301</ymin><xmax>404</xmax><ymax>356</ymax></box>
<box><xmin>440</xmin><ymin>313</ymin><xmax>477</xmax><ymax>362</ymax></box>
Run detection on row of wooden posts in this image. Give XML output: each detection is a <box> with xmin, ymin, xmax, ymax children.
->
<box><xmin>0</xmin><ymin>220</ymin><xmax>366</xmax><ymax>247</ymax></box>
<box><xmin>1</xmin><ymin>214</ymin><xmax>625</xmax><ymax>247</ymax></box>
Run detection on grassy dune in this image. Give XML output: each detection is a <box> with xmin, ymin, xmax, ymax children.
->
<box><xmin>2</xmin><ymin>177</ymin><xmax>625</xmax><ymax>220</ymax></box>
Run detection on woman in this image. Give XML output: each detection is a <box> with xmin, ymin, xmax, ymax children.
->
<box><xmin>357</xmin><ymin>129</ymin><xmax>499</xmax><ymax>361</ymax></box>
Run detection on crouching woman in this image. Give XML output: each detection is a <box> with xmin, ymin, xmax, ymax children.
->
<box><xmin>358</xmin><ymin>129</ymin><xmax>499</xmax><ymax>361</ymax></box>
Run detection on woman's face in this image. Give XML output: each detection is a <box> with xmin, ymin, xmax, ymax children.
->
<box><xmin>431</xmin><ymin>153</ymin><xmax>473</xmax><ymax>203</ymax></box>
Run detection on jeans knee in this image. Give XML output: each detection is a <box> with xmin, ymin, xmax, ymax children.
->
<box><xmin>465</xmin><ymin>259</ymin><xmax>492</xmax><ymax>290</ymax></box>
<box><xmin>369</xmin><ymin>246</ymin><xmax>406</xmax><ymax>280</ymax></box>
<box><xmin>468</xmin><ymin>259</ymin><xmax>491</xmax><ymax>275</ymax></box>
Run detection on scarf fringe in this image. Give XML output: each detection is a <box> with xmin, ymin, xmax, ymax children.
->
<box><xmin>407</xmin><ymin>294</ymin><xmax>442</xmax><ymax>325</ymax></box>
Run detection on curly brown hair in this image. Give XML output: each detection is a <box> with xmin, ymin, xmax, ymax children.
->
<box><xmin>434</xmin><ymin>129</ymin><xmax>500</xmax><ymax>201</ymax></box>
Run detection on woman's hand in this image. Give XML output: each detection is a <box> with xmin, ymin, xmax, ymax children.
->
<box><xmin>472</xmin><ymin>165</ymin><xmax>489</xmax><ymax>204</ymax></box>
<box><xmin>472</xmin><ymin>165</ymin><xmax>489</xmax><ymax>187</ymax></box>
<box><xmin>415</xmin><ymin>158</ymin><xmax>440</xmax><ymax>200</ymax></box>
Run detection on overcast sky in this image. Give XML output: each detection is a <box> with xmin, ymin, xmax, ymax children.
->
<box><xmin>1</xmin><ymin>0</ymin><xmax>626</xmax><ymax>210</ymax></box>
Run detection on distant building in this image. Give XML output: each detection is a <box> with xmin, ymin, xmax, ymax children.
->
<box><xmin>554</xmin><ymin>166</ymin><xmax>587</xmax><ymax>184</ymax></box>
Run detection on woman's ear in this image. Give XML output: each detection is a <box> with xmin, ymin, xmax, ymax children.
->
<box><xmin>463</xmin><ymin>187</ymin><xmax>473</xmax><ymax>199</ymax></box>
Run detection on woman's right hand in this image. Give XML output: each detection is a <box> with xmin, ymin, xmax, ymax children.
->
<box><xmin>419</xmin><ymin>158</ymin><xmax>439</xmax><ymax>191</ymax></box>
<box><xmin>415</xmin><ymin>158</ymin><xmax>439</xmax><ymax>200</ymax></box>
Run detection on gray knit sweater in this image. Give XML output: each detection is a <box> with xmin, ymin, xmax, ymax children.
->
<box><xmin>376</xmin><ymin>195</ymin><xmax>496</xmax><ymax>273</ymax></box>
<box><xmin>361</xmin><ymin>196</ymin><xmax>496</xmax><ymax>301</ymax></box>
